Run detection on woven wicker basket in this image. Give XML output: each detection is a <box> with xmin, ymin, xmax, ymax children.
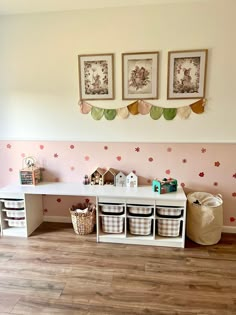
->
<box><xmin>70</xmin><ymin>204</ymin><xmax>96</xmax><ymax>235</ymax></box>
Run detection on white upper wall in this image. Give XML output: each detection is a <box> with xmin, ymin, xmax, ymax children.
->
<box><xmin>0</xmin><ymin>0</ymin><xmax>209</xmax><ymax>15</ymax></box>
<box><xmin>0</xmin><ymin>0</ymin><xmax>235</xmax><ymax>142</ymax></box>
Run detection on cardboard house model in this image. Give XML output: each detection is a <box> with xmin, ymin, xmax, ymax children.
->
<box><xmin>115</xmin><ymin>171</ymin><xmax>126</xmax><ymax>187</ymax></box>
<box><xmin>90</xmin><ymin>168</ymin><xmax>106</xmax><ymax>185</ymax></box>
<box><xmin>103</xmin><ymin>168</ymin><xmax>118</xmax><ymax>185</ymax></box>
<box><xmin>126</xmin><ymin>172</ymin><xmax>138</xmax><ymax>187</ymax></box>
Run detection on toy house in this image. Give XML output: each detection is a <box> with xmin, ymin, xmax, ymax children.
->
<box><xmin>90</xmin><ymin>168</ymin><xmax>106</xmax><ymax>185</ymax></box>
<box><xmin>103</xmin><ymin>168</ymin><xmax>118</xmax><ymax>185</ymax></box>
<box><xmin>19</xmin><ymin>156</ymin><xmax>41</xmax><ymax>185</ymax></box>
<box><xmin>115</xmin><ymin>171</ymin><xmax>126</xmax><ymax>187</ymax></box>
<box><xmin>126</xmin><ymin>172</ymin><xmax>138</xmax><ymax>187</ymax></box>
<box><xmin>152</xmin><ymin>178</ymin><xmax>177</xmax><ymax>194</ymax></box>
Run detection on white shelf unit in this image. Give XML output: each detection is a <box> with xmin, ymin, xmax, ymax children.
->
<box><xmin>0</xmin><ymin>192</ymin><xmax>43</xmax><ymax>238</ymax></box>
<box><xmin>97</xmin><ymin>195</ymin><xmax>186</xmax><ymax>248</ymax></box>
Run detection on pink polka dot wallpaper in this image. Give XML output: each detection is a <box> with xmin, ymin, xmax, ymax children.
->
<box><xmin>0</xmin><ymin>140</ymin><xmax>235</xmax><ymax>227</ymax></box>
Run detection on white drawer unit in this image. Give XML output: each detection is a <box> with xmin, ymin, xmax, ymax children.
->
<box><xmin>97</xmin><ymin>189</ymin><xmax>187</xmax><ymax>248</ymax></box>
<box><xmin>0</xmin><ymin>197</ymin><xmax>27</xmax><ymax>237</ymax></box>
<box><xmin>0</xmin><ymin>193</ymin><xmax>43</xmax><ymax>238</ymax></box>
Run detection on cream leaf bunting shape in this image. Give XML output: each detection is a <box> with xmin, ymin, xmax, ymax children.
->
<box><xmin>78</xmin><ymin>99</ymin><xmax>206</xmax><ymax>120</ymax></box>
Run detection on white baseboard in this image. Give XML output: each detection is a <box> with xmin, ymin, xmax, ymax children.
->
<box><xmin>44</xmin><ymin>216</ymin><xmax>71</xmax><ymax>223</ymax></box>
<box><xmin>222</xmin><ymin>226</ymin><xmax>236</xmax><ymax>233</ymax></box>
<box><xmin>43</xmin><ymin>216</ymin><xmax>236</xmax><ymax>234</ymax></box>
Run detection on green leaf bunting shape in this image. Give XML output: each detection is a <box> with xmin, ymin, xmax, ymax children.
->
<box><xmin>91</xmin><ymin>107</ymin><xmax>104</xmax><ymax>120</ymax></box>
<box><xmin>104</xmin><ymin>109</ymin><xmax>117</xmax><ymax>120</ymax></box>
<box><xmin>150</xmin><ymin>106</ymin><xmax>163</xmax><ymax>120</ymax></box>
<box><xmin>163</xmin><ymin>108</ymin><xmax>177</xmax><ymax>120</ymax></box>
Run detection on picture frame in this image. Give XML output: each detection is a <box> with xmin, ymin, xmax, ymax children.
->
<box><xmin>122</xmin><ymin>52</ymin><xmax>159</xmax><ymax>100</ymax></box>
<box><xmin>78</xmin><ymin>53</ymin><xmax>114</xmax><ymax>100</ymax></box>
<box><xmin>167</xmin><ymin>49</ymin><xmax>208</xmax><ymax>99</ymax></box>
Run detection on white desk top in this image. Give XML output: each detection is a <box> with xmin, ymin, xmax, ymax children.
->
<box><xmin>0</xmin><ymin>182</ymin><xmax>186</xmax><ymax>201</ymax></box>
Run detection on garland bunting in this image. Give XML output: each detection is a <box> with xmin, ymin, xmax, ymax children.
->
<box><xmin>79</xmin><ymin>99</ymin><xmax>206</xmax><ymax>121</ymax></box>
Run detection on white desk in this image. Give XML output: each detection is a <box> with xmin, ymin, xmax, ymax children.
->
<box><xmin>0</xmin><ymin>182</ymin><xmax>187</xmax><ymax>247</ymax></box>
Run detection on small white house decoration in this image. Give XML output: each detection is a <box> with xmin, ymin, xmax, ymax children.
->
<box><xmin>104</xmin><ymin>168</ymin><xmax>118</xmax><ymax>185</ymax></box>
<box><xmin>126</xmin><ymin>172</ymin><xmax>138</xmax><ymax>187</ymax></box>
<box><xmin>90</xmin><ymin>168</ymin><xmax>106</xmax><ymax>185</ymax></box>
<box><xmin>115</xmin><ymin>171</ymin><xmax>126</xmax><ymax>187</ymax></box>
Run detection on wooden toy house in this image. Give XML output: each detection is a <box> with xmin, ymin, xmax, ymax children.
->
<box><xmin>152</xmin><ymin>178</ymin><xmax>177</xmax><ymax>194</ymax></box>
<box><xmin>90</xmin><ymin>168</ymin><xmax>106</xmax><ymax>185</ymax></box>
<box><xmin>126</xmin><ymin>172</ymin><xmax>138</xmax><ymax>187</ymax></box>
<box><xmin>115</xmin><ymin>171</ymin><xmax>126</xmax><ymax>187</ymax></box>
<box><xmin>103</xmin><ymin>168</ymin><xmax>118</xmax><ymax>185</ymax></box>
<box><xmin>19</xmin><ymin>156</ymin><xmax>41</xmax><ymax>185</ymax></box>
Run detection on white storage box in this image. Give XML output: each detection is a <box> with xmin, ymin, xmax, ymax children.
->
<box><xmin>3</xmin><ymin>209</ymin><xmax>25</xmax><ymax>218</ymax></box>
<box><xmin>128</xmin><ymin>205</ymin><xmax>153</xmax><ymax>216</ymax></box>
<box><xmin>101</xmin><ymin>216</ymin><xmax>124</xmax><ymax>233</ymax></box>
<box><xmin>100</xmin><ymin>203</ymin><xmax>124</xmax><ymax>215</ymax></box>
<box><xmin>157</xmin><ymin>219</ymin><xmax>181</xmax><ymax>237</ymax></box>
<box><xmin>5</xmin><ymin>218</ymin><xmax>26</xmax><ymax>227</ymax></box>
<box><xmin>156</xmin><ymin>207</ymin><xmax>182</xmax><ymax>218</ymax></box>
<box><xmin>129</xmin><ymin>218</ymin><xmax>152</xmax><ymax>236</ymax></box>
<box><xmin>4</xmin><ymin>199</ymin><xmax>24</xmax><ymax>209</ymax></box>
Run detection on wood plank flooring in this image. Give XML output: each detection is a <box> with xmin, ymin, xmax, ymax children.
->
<box><xmin>0</xmin><ymin>222</ymin><xmax>236</xmax><ymax>315</ymax></box>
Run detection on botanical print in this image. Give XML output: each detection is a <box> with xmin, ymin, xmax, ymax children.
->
<box><xmin>84</xmin><ymin>60</ymin><xmax>109</xmax><ymax>96</ymax></box>
<box><xmin>173</xmin><ymin>57</ymin><xmax>200</xmax><ymax>94</ymax></box>
<box><xmin>127</xmin><ymin>59</ymin><xmax>152</xmax><ymax>95</ymax></box>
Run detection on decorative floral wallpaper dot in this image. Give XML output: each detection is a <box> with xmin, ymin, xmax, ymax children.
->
<box><xmin>0</xmin><ymin>140</ymin><xmax>235</xmax><ymax>226</ymax></box>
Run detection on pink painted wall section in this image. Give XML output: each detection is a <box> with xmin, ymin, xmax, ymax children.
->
<box><xmin>0</xmin><ymin>141</ymin><xmax>235</xmax><ymax>226</ymax></box>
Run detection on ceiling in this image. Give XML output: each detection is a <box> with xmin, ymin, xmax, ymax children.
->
<box><xmin>0</xmin><ymin>0</ymin><xmax>208</xmax><ymax>15</ymax></box>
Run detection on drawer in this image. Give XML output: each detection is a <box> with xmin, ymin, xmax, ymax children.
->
<box><xmin>157</xmin><ymin>218</ymin><xmax>181</xmax><ymax>237</ymax></box>
<box><xmin>5</xmin><ymin>218</ymin><xmax>26</xmax><ymax>227</ymax></box>
<box><xmin>99</xmin><ymin>203</ymin><xmax>124</xmax><ymax>215</ymax></box>
<box><xmin>3</xmin><ymin>199</ymin><xmax>24</xmax><ymax>209</ymax></box>
<box><xmin>101</xmin><ymin>216</ymin><xmax>124</xmax><ymax>234</ymax></box>
<box><xmin>129</xmin><ymin>218</ymin><xmax>152</xmax><ymax>236</ymax></box>
<box><xmin>128</xmin><ymin>205</ymin><xmax>153</xmax><ymax>216</ymax></box>
<box><xmin>156</xmin><ymin>206</ymin><xmax>183</xmax><ymax>218</ymax></box>
<box><xmin>3</xmin><ymin>209</ymin><xmax>25</xmax><ymax>218</ymax></box>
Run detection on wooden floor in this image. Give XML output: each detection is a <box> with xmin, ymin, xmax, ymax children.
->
<box><xmin>0</xmin><ymin>223</ymin><xmax>236</xmax><ymax>315</ymax></box>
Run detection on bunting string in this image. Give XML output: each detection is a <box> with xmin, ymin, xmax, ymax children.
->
<box><xmin>79</xmin><ymin>99</ymin><xmax>206</xmax><ymax>121</ymax></box>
